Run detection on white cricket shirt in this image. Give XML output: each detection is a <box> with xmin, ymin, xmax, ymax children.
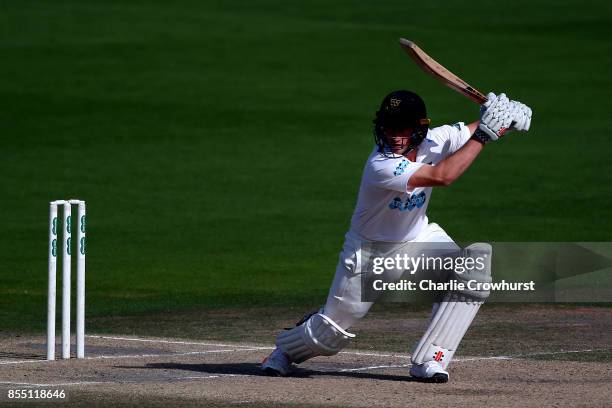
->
<box><xmin>349</xmin><ymin>123</ymin><xmax>471</xmax><ymax>242</ymax></box>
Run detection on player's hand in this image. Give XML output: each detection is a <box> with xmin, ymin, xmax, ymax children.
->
<box><xmin>507</xmin><ymin>100</ymin><xmax>532</xmax><ymax>132</ymax></box>
<box><xmin>476</xmin><ymin>92</ymin><xmax>514</xmax><ymax>142</ymax></box>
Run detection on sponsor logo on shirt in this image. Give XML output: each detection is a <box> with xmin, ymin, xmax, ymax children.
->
<box><xmin>388</xmin><ymin>191</ymin><xmax>427</xmax><ymax>212</ymax></box>
<box><xmin>393</xmin><ymin>159</ymin><xmax>410</xmax><ymax>176</ymax></box>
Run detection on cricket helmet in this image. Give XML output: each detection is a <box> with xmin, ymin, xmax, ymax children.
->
<box><xmin>373</xmin><ymin>90</ymin><xmax>431</xmax><ymax>156</ymax></box>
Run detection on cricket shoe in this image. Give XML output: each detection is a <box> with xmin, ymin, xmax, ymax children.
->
<box><xmin>261</xmin><ymin>348</ymin><xmax>292</xmax><ymax>376</ymax></box>
<box><xmin>409</xmin><ymin>361</ymin><xmax>449</xmax><ymax>383</ymax></box>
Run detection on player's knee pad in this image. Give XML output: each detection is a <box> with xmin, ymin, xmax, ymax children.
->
<box><xmin>411</xmin><ymin>243</ymin><xmax>492</xmax><ymax>369</ymax></box>
<box><xmin>275</xmin><ymin>313</ymin><xmax>356</xmax><ymax>363</ymax></box>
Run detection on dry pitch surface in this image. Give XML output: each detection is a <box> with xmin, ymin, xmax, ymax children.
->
<box><xmin>1</xmin><ymin>306</ymin><xmax>611</xmax><ymax>407</ymax></box>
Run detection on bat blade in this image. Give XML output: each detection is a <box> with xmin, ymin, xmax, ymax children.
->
<box><xmin>399</xmin><ymin>38</ymin><xmax>488</xmax><ymax>104</ymax></box>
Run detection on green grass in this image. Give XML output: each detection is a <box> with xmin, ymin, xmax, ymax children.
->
<box><xmin>1</xmin><ymin>0</ymin><xmax>611</xmax><ymax>331</ymax></box>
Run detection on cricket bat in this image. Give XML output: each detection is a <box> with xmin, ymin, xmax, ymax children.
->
<box><xmin>399</xmin><ymin>38</ymin><xmax>488</xmax><ymax>105</ymax></box>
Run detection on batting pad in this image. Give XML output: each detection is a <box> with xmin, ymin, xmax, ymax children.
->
<box><xmin>411</xmin><ymin>242</ymin><xmax>492</xmax><ymax>369</ymax></box>
<box><xmin>276</xmin><ymin>313</ymin><xmax>355</xmax><ymax>363</ymax></box>
<box><xmin>411</xmin><ymin>294</ymin><xmax>482</xmax><ymax>369</ymax></box>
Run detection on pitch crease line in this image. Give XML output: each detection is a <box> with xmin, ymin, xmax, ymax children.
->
<box><xmin>90</xmin><ymin>335</ymin><xmax>409</xmax><ymax>358</ymax></box>
<box><xmin>86</xmin><ymin>335</ymin><xmax>272</xmax><ymax>350</ymax></box>
<box><xmin>0</xmin><ymin>374</ymin><xmax>251</xmax><ymax>388</ymax></box>
<box><xmin>0</xmin><ymin>348</ymin><xmax>265</xmax><ymax>366</ymax></box>
<box><xmin>340</xmin><ymin>347</ymin><xmax>610</xmax><ymax>372</ymax></box>
<box><xmin>0</xmin><ymin>381</ymin><xmax>105</xmax><ymax>387</ymax></box>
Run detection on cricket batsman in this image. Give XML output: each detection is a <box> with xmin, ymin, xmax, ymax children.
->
<box><xmin>261</xmin><ymin>90</ymin><xmax>532</xmax><ymax>382</ymax></box>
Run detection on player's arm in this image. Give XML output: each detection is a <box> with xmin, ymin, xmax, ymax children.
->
<box><xmin>465</xmin><ymin>120</ymin><xmax>479</xmax><ymax>135</ymax></box>
<box><xmin>408</xmin><ymin>137</ymin><xmax>483</xmax><ymax>187</ymax></box>
<box><xmin>409</xmin><ymin>93</ymin><xmax>532</xmax><ymax>188</ymax></box>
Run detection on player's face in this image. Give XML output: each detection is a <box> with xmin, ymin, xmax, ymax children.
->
<box><xmin>385</xmin><ymin>128</ymin><xmax>413</xmax><ymax>154</ymax></box>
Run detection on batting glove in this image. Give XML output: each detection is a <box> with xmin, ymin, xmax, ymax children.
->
<box><xmin>476</xmin><ymin>92</ymin><xmax>514</xmax><ymax>142</ymax></box>
<box><xmin>507</xmin><ymin>100</ymin><xmax>532</xmax><ymax>132</ymax></box>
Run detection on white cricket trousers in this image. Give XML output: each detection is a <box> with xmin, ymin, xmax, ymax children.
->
<box><xmin>323</xmin><ymin>223</ymin><xmax>456</xmax><ymax>330</ymax></box>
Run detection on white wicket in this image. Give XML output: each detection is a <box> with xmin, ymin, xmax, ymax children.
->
<box><xmin>61</xmin><ymin>203</ymin><xmax>71</xmax><ymax>359</ymax></box>
<box><xmin>47</xmin><ymin>199</ymin><xmax>86</xmax><ymax>360</ymax></box>
<box><xmin>46</xmin><ymin>204</ymin><xmax>58</xmax><ymax>360</ymax></box>
<box><xmin>76</xmin><ymin>201</ymin><xmax>86</xmax><ymax>359</ymax></box>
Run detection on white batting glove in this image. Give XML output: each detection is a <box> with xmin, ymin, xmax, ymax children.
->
<box><xmin>476</xmin><ymin>92</ymin><xmax>514</xmax><ymax>142</ymax></box>
<box><xmin>508</xmin><ymin>100</ymin><xmax>532</xmax><ymax>132</ymax></box>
